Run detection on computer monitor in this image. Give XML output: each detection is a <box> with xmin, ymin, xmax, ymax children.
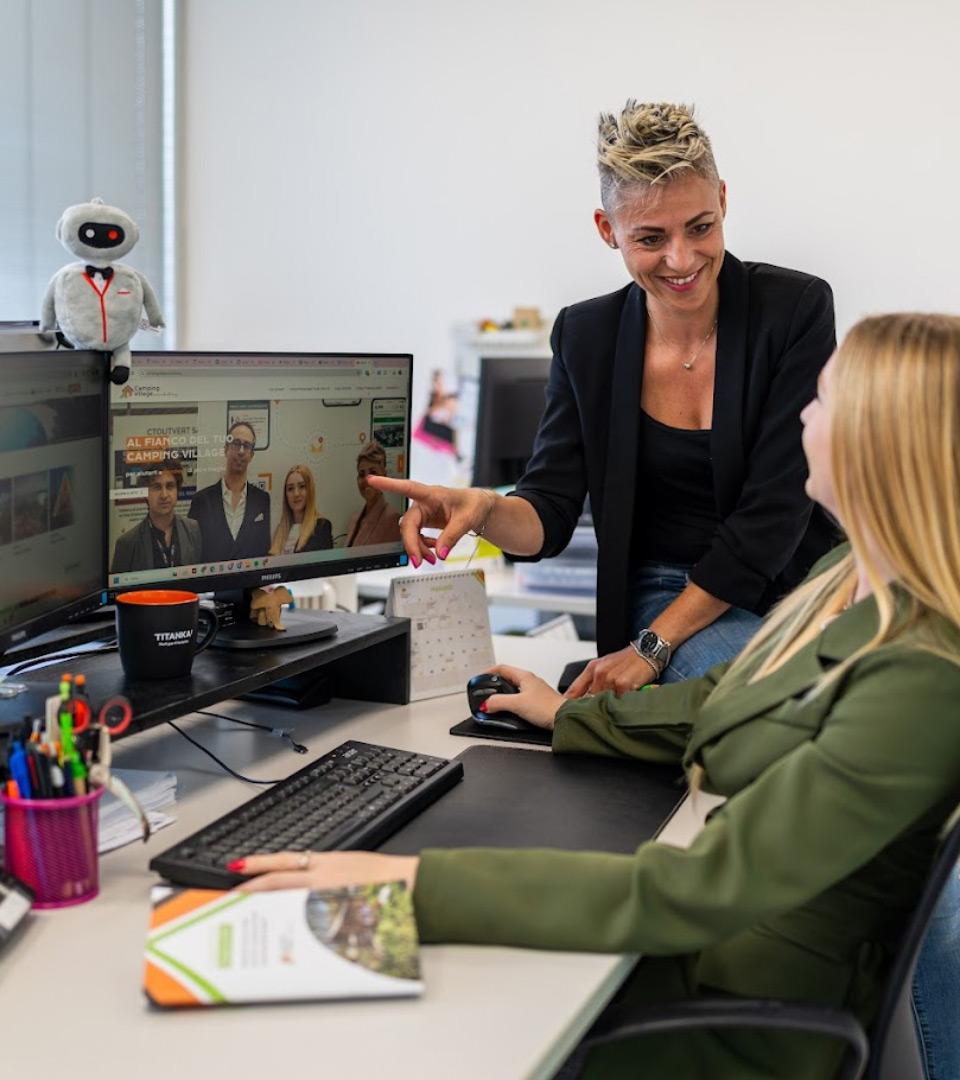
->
<box><xmin>0</xmin><ymin>350</ymin><xmax>108</xmax><ymax>656</ymax></box>
<box><xmin>106</xmin><ymin>351</ymin><xmax>412</xmax><ymax>647</ymax></box>
<box><xmin>471</xmin><ymin>356</ymin><xmax>551</xmax><ymax>488</ymax></box>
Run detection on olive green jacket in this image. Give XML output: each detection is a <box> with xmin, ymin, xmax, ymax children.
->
<box><xmin>414</xmin><ymin>556</ymin><xmax>960</xmax><ymax>1019</ymax></box>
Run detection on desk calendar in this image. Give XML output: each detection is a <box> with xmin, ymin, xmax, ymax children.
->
<box><xmin>386</xmin><ymin>569</ymin><xmax>495</xmax><ymax>700</ymax></box>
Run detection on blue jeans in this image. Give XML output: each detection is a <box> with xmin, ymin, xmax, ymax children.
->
<box><xmin>912</xmin><ymin>862</ymin><xmax>960</xmax><ymax>1079</ymax></box>
<box><xmin>630</xmin><ymin>562</ymin><xmax>763</xmax><ymax>683</ymax></box>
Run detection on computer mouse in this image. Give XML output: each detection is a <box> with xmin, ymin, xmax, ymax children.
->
<box><xmin>466</xmin><ymin>673</ymin><xmax>533</xmax><ymax>732</ymax></box>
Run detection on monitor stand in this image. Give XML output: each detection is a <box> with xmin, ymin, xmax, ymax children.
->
<box><xmin>210</xmin><ymin>588</ymin><xmax>339</xmax><ymax>651</ymax></box>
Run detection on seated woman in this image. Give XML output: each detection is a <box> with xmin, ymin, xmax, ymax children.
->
<box><xmin>269</xmin><ymin>464</ymin><xmax>332</xmax><ymax>555</ymax></box>
<box><xmin>345</xmin><ymin>442</ymin><xmax>401</xmax><ymax>546</ymax></box>
<box><xmin>237</xmin><ymin>314</ymin><xmax>960</xmax><ymax>1080</ymax></box>
<box><xmin>369</xmin><ymin>101</ymin><xmax>838</xmax><ymax>696</ymax></box>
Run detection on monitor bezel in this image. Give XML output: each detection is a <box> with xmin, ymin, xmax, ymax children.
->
<box><xmin>105</xmin><ymin>349</ymin><xmax>413</xmax><ymax>602</ymax></box>
<box><xmin>0</xmin><ymin>349</ymin><xmax>110</xmax><ymax>657</ymax></box>
<box><xmin>471</xmin><ymin>354</ymin><xmax>551</xmax><ymax>488</ymax></box>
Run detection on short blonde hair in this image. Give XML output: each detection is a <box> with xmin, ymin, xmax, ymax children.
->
<box><xmin>597</xmin><ymin>101</ymin><xmax>718</xmax><ymax>213</ymax></box>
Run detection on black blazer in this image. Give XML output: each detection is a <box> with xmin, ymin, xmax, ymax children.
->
<box><xmin>513</xmin><ymin>252</ymin><xmax>840</xmax><ymax>656</ymax></box>
<box><xmin>109</xmin><ymin>513</ymin><xmax>203</xmax><ymax>574</ymax></box>
<box><xmin>188</xmin><ymin>480</ymin><xmax>272</xmax><ymax>562</ymax></box>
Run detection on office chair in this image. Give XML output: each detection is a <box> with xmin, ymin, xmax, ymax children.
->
<box><xmin>581</xmin><ymin>808</ymin><xmax>960</xmax><ymax>1080</ymax></box>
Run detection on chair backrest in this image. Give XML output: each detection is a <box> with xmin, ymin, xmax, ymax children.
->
<box><xmin>866</xmin><ymin>807</ymin><xmax>960</xmax><ymax>1078</ymax></box>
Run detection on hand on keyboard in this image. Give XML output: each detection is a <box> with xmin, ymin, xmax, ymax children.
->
<box><xmin>235</xmin><ymin>850</ymin><xmax>420</xmax><ymax>893</ymax></box>
<box><xmin>149</xmin><ymin>741</ymin><xmax>463</xmax><ymax>890</ymax></box>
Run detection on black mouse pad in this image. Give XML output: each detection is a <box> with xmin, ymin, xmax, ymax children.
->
<box><xmin>378</xmin><ymin>744</ymin><xmax>686</xmax><ymax>855</ymax></box>
<box><xmin>450</xmin><ymin>715</ymin><xmax>552</xmax><ymax>746</ymax></box>
<box><xmin>557</xmin><ymin>658</ymin><xmax>592</xmax><ymax>693</ymax></box>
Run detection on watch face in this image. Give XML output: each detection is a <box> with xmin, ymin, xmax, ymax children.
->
<box><xmin>638</xmin><ymin>631</ymin><xmax>660</xmax><ymax>655</ymax></box>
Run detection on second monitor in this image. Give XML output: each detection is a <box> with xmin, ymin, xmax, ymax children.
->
<box><xmin>107</xmin><ymin>351</ymin><xmax>412</xmax><ymax>646</ymax></box>
<box><xmin>471</xmin><ymin>355</ymin><xmax>551</xmax><ymax>489</ymax></box>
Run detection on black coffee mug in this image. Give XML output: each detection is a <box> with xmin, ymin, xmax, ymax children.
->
<box><xmin>115</xmin><ymin>590</ymin><xmax>219</xmax><ymax>680</ymax></box>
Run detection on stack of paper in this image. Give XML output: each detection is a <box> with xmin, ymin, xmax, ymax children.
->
<box><xmin>99</xmin><ymin>769</ymin><xmax>178</xmax><ymax>854</ymax></box>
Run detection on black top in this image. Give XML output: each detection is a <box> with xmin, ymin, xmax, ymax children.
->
<box><xmin>149</xmin><ymin>521</ymin><xmax>179</xmax><ymax>568</ymax></box>
<box><xmin>296</xmin><ymin>518</ymin><xmax>334</xmax><ymax>552</ymax></box>
<box><xmin>634</xmin><ymin>411</ymin><xmax>718</xmax><ymax>566</ymax></box>
<box><xmin>511</xmin><ymin>252</ymin><xmax>841</xmax><ymax>656</ymax></box>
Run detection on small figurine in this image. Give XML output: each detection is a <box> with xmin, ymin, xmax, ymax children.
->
<box><xmin>249</xmin><ymin>586</ymin><xmax>294</xmax><ymax>631</ymax></box>
<box><xmin>40</xmin><ymin>197</ymin><xmax>165</xmax><ymax>385</ymax></box>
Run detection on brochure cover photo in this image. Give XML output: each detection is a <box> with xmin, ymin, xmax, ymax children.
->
<box><xmin>144</xmin><ymin>881</ymin><xmax>423</xmax><ymax>1007</ymax></box>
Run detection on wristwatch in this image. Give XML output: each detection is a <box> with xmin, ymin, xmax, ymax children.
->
<box><xmin>631</xmin><ymin>628</ymin><xmax>673</xmax><ymax>677</ymax></box>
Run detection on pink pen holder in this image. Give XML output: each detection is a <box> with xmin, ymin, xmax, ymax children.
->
<box><xmin>1</xmin><ymin>786</ymin><xmax>104</xmax><ymax>909</ymax></box>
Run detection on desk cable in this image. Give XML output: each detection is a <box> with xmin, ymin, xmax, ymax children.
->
<box><xmin>196</xmin><ymin>710</ymin><xmax>308</xmax><ymax>754</ymax></box>
<box><xmin>165</xmin><ymin>710</ymin><xmax>307</xmax><ymax>786</ymax></box>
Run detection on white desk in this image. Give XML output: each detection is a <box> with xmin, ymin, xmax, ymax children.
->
<box><xmin>357</xmin><ymin>563</ymin><xmax>597</xmax><ymax>618</ymax></box>
<box><xmin>1</xmin><ymin>635</ymin><xmax>710</xmax><ymax>1080</ymax></box>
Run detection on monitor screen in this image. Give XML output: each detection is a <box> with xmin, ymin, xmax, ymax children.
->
<box><xmin>0</xmin><ymin>350</ymin><xmax>107</xmax><ymax>654</ymax></box>
<box><xmin>471</xmin><ymin>356</ymin><xmax>550</xmax><ymax>488</ymax></box>
<box><xmin>106</xmin><ymin>352</ymin><xmax>411</xmax><ymax>596</ymax></box>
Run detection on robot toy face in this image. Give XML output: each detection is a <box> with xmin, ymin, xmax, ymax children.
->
<box><xmin>76</xmin><ymin>221</ymin><xmax>126</xmax><ymax>249</ymax></box>
<box><xmin>56</xmin><ymin>198</ymin><xmax>140</xmax><ymax>262</ymax></box>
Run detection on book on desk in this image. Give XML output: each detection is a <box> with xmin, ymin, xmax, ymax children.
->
<box><xmin>144</xmin><ymin>880</ymin><xmax>423</xmax><ymax>1006</ymax></box>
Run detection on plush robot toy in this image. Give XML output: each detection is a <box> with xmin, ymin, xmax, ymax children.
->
<box><xmin>40</xmin><ymin>197</ymin><xmax>164</xmax><ymax>384</ymax></box>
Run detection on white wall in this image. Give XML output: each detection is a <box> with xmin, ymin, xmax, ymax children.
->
<box><xmin>1</xmin><ymin>0</ymin><xmax>165</xmax><ymax>329</ymax></box>
<box><xmin>179</xmin><ymin>0</ymin><xmax>960</xmax><ymax>446</ymax></box>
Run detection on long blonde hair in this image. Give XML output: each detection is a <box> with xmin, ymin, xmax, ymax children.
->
<box><xmin>717</xmin><ymin>313</ymin><xmax>960</xmax><ymax>698</ymax></box>
<box><xmin>270</xmin><ymin>464</ymin><xmax>322</xmax><ymax>555</ymax></box>
<box><xmin>687</xmin><ymin>315</ymin><xmax>960</xmax><ymax>796</ymax></box>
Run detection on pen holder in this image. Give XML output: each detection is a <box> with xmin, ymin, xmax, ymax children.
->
<box><xmin>1</xmin><ymin>786</ymin><xmax>104</xmax><ymax>909</ymax></box>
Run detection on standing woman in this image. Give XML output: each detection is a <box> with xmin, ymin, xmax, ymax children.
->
<box><xmin>269</xmin><ymin>464</ymin><xmax>332</xmax><ymax>555</ymax></box>
<box><xmin>370</xmin><ymin>102</ymin><xmax>838</xmax><ymax>693</ymax></box>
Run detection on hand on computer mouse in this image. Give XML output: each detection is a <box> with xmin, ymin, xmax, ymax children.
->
<box><xmin>471</xmin><ymin>665</ymin><xmax>565</xmax><ymax>731</ymax></box>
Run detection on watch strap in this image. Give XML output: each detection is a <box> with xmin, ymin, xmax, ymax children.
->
<box><xmin>629</xmin><ymin>645</ymin><xmax>663</xmax><ymax>680</ymax></box>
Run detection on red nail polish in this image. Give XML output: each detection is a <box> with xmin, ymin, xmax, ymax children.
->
<box><xmin>437</xmin><ymin>546</ymin><xmax>449</xmax><ymax>560</ymax></box>
<box><xmin>227</xmin><ymin>859</ymin><xmax>246</xmax><ymax>872</ymax></box>
<box><xmin>479</xmin><ymin>701</ymin><xmax>488</xmax><ymax>712</ymax></box>
<box><xmin>411</xmin><ymin>555</ymin><xmax>421</xmax><ymax>569</ymax></box>
<box><xmin>424</xmin><ymin>550</ymin><xmax>437</xmax><ymax>564</ymax></box>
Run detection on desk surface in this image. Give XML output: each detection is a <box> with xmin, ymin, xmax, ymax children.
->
<box><xmin>0</xmin><ymin>635</ymin><xmax>711</xmax><ymax>1080</ymax></box>
<box><xmin>357</xmin><ymin>562</ymin><xmax>597</xmax><ymax>617</ymax></box>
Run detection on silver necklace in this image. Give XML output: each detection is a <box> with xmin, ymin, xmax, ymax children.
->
<box><xmin>649</xmin><ymin>315</ymin><xmax>718</xmax><ymax>371</ymax></box>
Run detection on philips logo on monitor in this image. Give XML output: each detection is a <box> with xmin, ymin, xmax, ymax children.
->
<box><xmin>261</xmin><ymin>572</ymin><xmax>283</xmax><ymax>582</ymax></box>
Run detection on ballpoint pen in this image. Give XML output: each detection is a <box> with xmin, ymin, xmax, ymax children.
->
<box><xmin>7</xmin><ymin>744</ymin><xmax>32</xmax><ymax>800</ymax></box>
<box><xmin>69</xmin><ymin>753</ymin><xmax>88</xmax><ymax>797</ymax></box>
<box><xmin>27</xmin><ymin>743</ymin><xmax>53</xmax><ymax>799</ymax></box>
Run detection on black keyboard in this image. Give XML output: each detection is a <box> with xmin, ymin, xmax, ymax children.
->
<box><xmin>149</xmin><ymin>740</ymin><xmax>463</xmax><ymax>889</ymax></box>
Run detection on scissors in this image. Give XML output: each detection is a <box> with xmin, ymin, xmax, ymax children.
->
<box><xmin>71</xmin><ymin>694</ymin><xmax>133</xmax><ymax>737</ymax></box>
